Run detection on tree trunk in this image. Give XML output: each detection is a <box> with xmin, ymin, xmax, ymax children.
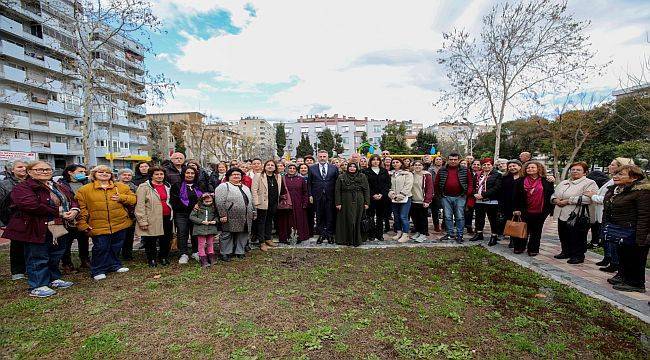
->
<box><xmin>81</xmin><ymin>74</ymin><xmax>94</xmax><ymax>168</ymax></box>
<box><xmin>493</xmin><ymin>121</ymin><xmax>502</xmax><ymax>160</ymax></box>
<box><xmin>561</xmin><ymin>133</ymin><xmax>588</xmax><ymax>181</ymax></box>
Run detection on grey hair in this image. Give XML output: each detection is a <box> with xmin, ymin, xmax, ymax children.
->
<box><xmin>5</xmin><ymin>158</ymin><xmax>30</xmax><ymax>171</ymax></box>
<box><xmin>117</xmin><ymin>168</ymin><xmax>134</xmax><ymax>176</ymax></box>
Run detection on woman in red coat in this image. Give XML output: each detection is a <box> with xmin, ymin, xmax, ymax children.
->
<box><xmin>277</xmin><ymin>164</ymin><xmax>310</xmax><ymax>243</ymax></box>
<box><xmin>4</xmin><ymin>161</ymin><xmax>79</xmax><ymax>298</ymax></box>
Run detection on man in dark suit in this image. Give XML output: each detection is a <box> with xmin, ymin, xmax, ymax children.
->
<box><xmin>308</xmin><ymin>150</ymin><xmax>339</xmax><ymax>244</ymax></box>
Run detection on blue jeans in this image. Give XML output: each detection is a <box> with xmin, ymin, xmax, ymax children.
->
<box><xmin>392</xmin><ymin>198</ymin><xmax>412</xmax><ymax>233</ymax></box>
<box><xmin>91</xmin><ymin>229</ymin><xmax>126</xmax><ymax>277</ymax></box>
<box><xmin>604</xmin><ymin>240</ymin><xmax>619</xmax><ymax>266</ymax></box>
<box><xmin>441</xmin><ymin>196</ymin><xmax>466</xmax><ymax>237</ymax></box>
<box><xmin>23</xmin><ymin>233</ymin><xmax>69</xmax><ymax>290</ymax></box>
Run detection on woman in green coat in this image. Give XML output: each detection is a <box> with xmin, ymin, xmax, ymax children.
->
<box><xmin>335</xmin><ymin>162</ymin><xmax>370</xmax><ymax>246</ymax></box>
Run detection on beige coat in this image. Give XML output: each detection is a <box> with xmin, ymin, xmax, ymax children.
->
<box><xmin>252</xmin><ymin>173</ymin><xmax>283</xmax><ymax>210</ymax></box>
<box><xmin>389</xmin><ymin>170</ymin><xmax>414</xmax><ymax>203</ymax></box>
<box><xmin>134</xmin><ymin>181</ymin><xmax>172</xmax><ymax>237</ymax></box>
<box><xmin>551</xmin><ymin>176</ymin><xmax>598</xmax><ymax>221</ymax></box>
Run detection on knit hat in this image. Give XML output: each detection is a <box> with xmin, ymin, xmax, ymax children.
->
<box><xmin>507</xmin><ymin>159</ymin><xmax>522</xmax><ymax>166</ymax></box>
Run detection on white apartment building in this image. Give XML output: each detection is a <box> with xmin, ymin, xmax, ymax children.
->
<box><xmin>0</xmin><ymin>0</ymin><xmax>147</xmax><ymax>169</ymax></box>
<box><xmin>283</xmin><ymin>114</ymin><xmax>393</xmax><ymax>158</ymax></box>
<box><xmin>238</xmin><ymin>116</ymin><xmax>275</xmax><ymax>159</ymax></box>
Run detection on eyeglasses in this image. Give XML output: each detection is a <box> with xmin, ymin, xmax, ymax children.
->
<box><xmin>30</xmin><ymin>168</ymin><xmax>52</xmax><ymax>173</ymax></box>
<box><xmin>96</xmin><ymin>171</ymin><xmax>112</xmax><ymax>174</ymax></box>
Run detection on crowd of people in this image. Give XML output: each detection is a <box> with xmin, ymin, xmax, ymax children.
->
<box><xmin>0</xmin><ymin>150</ymin><xmax>648</xmax><ymax>298</ymax></box>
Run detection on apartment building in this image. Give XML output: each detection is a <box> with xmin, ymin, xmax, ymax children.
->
<box><xmin>88</xmin><ymin>27</ymin><xmax>148</xmax><ymax>168</ymax></box>
<box><xmin>283</xmin><ymin>114</ymin><xmax>394</xmax><ymax>158</ymax></box>
<box><xmin>238</xmin><ymin>116</ymin><xmax>276</xmax><ymax>159</ymax></box>
<box><xmin>0</xmin><ymin>0</ymin><xmax>148</xmax><ymax>169</ymax></box>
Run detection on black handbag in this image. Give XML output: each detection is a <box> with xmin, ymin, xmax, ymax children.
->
<box><xmin>601</xmin><ymin>223</ymin><xmax>636</xmax><ymax>246</ymax></box>
<box><xmin>566</xmin><ymin>197</ymin><xmax>590</xmax><ymax>232</ymax></box>
<box><xmin>361</xmin><ymin>210</ymin><xmax>373</xmax><ymax>234</ymax></box>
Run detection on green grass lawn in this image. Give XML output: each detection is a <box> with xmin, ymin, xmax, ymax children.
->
<box><xmin>0</xmin><ymin>246</ymin><xmax>648</xmax><ymax>359</ymax></box>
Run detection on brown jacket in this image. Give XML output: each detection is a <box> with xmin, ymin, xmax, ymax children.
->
<box><xmin>252</xmin><ymin>173</ymin><xmax>284</xmax><ymax>210</ymax></box>
<box><xmin>603</xmin><ymin>179</ymin><xmax>650</xmax><ymax>246</ymax></box>
<box><xmin>76</xmin><ymin>180</ymin><xmax>136</xmax><ymax>236</ymax></box>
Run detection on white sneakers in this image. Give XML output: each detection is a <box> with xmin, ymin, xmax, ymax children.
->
<box><xmin>93</xmin><ymin>274</ymin><xmax>107</xmax><ymax>281</ymax></box>
<box><xmin>191</xmin><ymin>253</ymin><xmax>200</xmax><ymax>262</ymax></box>
<box><xmin>116</xmin><ymin>267</ymin><xmax>129</xmax><ymax>273</ymax></box>
<box><xmin>397</xmin><ymin>233</ymin><xmax>410</xmax><ymax>243</ymax></box>
<box><xmin>391</xmin><ymin>231</ymin><xmax>403</xmax><ymax>240</ymax></box>
<box><xmin>412</xmin><ymin>234</ymin><xmax>428</xmax><ymax>243</ymax></box>
<box><xmin>178</xmin><ymin>254</ymin><xmax>189</xmax><ymax>264</ymax></box>
<box><xmin>11</xmin><ymin>274</ymin><xmax>25</xmax><ymax>281</ymax></box>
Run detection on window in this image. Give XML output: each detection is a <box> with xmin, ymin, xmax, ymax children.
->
<box><xmin>315</xmin><ymin>126</ymin><xmax>322</xmax><ymax>132</ymax></box>
<box><xmin>327</xmin><ymin>125</ymin><xmax>336</xmax><ymax>132</ymax></box>
<box><xmin>54</xmin><ymin>136</ymin><xmax>63</xmax><ymax>142</ymax></box>
<box><xmin>300</xmin><ymin>127</ymin><xmax>309</xmax><ymax>134</ymax></box>
<box><xmin>5</xmin><ymin>62</ymin><xmax>26</xmax><ymax>71</ymax></box>
<box><xmin>373</xmin><ymin>125</ymin><xmax>382</xmax><ymax>133</ymax></box>
<box><xmin>14</xmin><ymin>131</ymin><xmax>31</xmax><ymax>140</ymax></box>
<box><xmin>342</xmin><ymin>126</ymin><xmax>349</xmax><ymax>132</ymax></box>
<box><xmin>342</xmin><ymin>138</ymin><xmax>349</xmax><ymax>144</ymax></box>
<box><xmin>75</xmin><ymin>137</ymin><xmax>81</xmax><ymax>144</ymax></box>
<box><xmin>12</xmin><ymin>109</ymin><xmax>29</xmax><ymax>117</ymax></box>
<box><xmin>96</xmin><ymin>139</ymin><xmax>105</xmax><ymax>147</ymax></box>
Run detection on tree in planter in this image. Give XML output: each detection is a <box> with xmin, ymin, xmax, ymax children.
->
<box><xmin>380</xmin><ymin>123</ymin><xmax>409</xmax><ymax>155</ymax></box>
<box><xmin>275</xmin><ymin>123</ymin><xmax>287</xmax><ymax>157</ymax></box>
<box><xmin>410</xmin><ymin>130</ymin><xmax>438</xmax><ymax>155</ymax></box>
<box><xmin>437</xmin><ymin>0</ymin><xmax>606</xmax><ymax>160</ymax></box>
<box><xmin>317</xmin><ymin>128</ymin><xmax>336</xmax><ymax>158</ymax></box>
<box><xmin>296</xmin><ymin>133</ymin><xmax>314</xmax><ymax>158</ymax></box>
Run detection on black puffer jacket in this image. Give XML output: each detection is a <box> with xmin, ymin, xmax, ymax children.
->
<box><xmin>603</xmin><ymin>179</ymin><xmax>650</xmax><ymax>246</ymax></box>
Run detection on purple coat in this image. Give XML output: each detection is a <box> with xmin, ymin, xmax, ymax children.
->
<box><xmin>3</xmin><ymin>178</ymin><xmax>78</xmax><ymax>244</ymax></box>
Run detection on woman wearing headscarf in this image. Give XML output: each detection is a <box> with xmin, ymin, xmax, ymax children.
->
<box><xmin>335</xmin><ymin>163</ymin><xmax>370</xmax><ymax>246</ymax></box>
<box><xmin>75</xmin><ymin>165</ymin><xmax>136</xmax><ymax>280</ymax></box>
<box><xmin>170</xmin><ymin>167</ymin><xmax>203</xmax><ymax>264</ymax></box>
<box><xmin>3</xmin><ymin>161</ymin><xmax>78</xmax><ymax>297</ymax></box>
<box><xmin>215</xmin><ymin>168</ymin><xmax>256</xmax><ymax>261</ymax></box>
<box><xmin>277</xmin><ymin>164</ymin><xmax>310</xmax><ymax>243</ymax></box>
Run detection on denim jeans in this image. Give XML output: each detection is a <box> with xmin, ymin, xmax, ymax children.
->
<box><xmin>90</xmin><ymin>229</ymin><xmax>126</xmax><ymax>277</ymax></box>
<box><xmin>10</xmin><ymin>239</ymin><xmax>26</xmax><ymax>275</ymax></box>
<box><xmin>604</xmin><ymin>239</ymin><xmax>620</xmax><ymax>265</ymax></box>
<box><xmin>23</xmin><ymin>233</ymin><xmax>68</xmax><ymax>290</ymax></box>
<box><xmin>392</xmin><ymin>198</ymin><xmax>412</xmax><ymax>233</ymax></box>
<box><xmin>441</xmin><ymin>196</ymin><xmax>466</xmax><ymax>237</ymax></box>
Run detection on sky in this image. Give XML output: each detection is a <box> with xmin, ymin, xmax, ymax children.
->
<box><xmin>145</xmin><ymin>0</ymin><xmax>650</xmax><ymax>126</ymax></box>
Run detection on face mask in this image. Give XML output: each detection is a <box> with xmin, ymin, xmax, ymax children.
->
<box><xmin>73</xmin><ymin>173</ymin><xmax>87</xmax><ymax>181</ymax></box>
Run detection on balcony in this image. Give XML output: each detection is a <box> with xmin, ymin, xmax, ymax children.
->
<box><xmin>0</xmin><ymin>64</ymin><xmax>26</xmax><ymax>83</ymax></box>
<box><xmin>50</xmin><ymin>142</ymin><xmax>68</xmax><ymax>154</ymax></box>
<box><xmin>0</xmin><ymin>40</ymin><xmax>25</xmax><ymax>60</ymax></box>
<box><xmin>127</xmin><ymin>104</ymin><xmax>146</xmax><ymax>116</ymax></box>
<box><xmin>3</xmin><ymin>114</ymin><xmax>30</xmax><ymax>130</ymax></box>
<box><xmin>9</xmin><ymin>139</ymin><xmax>31</xmax><ymax>152</ymax></box>
<box><xmin>48</xmin><ymin>120</ymin><xmax>67</xmax><ymax>134</ymax></box>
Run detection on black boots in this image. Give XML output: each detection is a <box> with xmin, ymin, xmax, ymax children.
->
<box><xmin>487</xmin><ymin>235</ymin><xmax>498</xmax><ymax>246</ymax></box>
<box><xmin>469</xmin><ymin>232</ymin><xmax>484</xmax><ymax>242</ymax></box>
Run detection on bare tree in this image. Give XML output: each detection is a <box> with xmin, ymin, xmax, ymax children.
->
<box><xmin>437</xmin><ymin>0</ymin><xmax>606</xmax><ymax>160</ymax></box>
<box><xmin>70</xmin><ymin>0</ymin><xmax>175</xmax><ymax>166</ymax></box>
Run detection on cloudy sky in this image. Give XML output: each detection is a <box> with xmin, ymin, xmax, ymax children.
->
<box><xmin>146</xmin><ymin>0</ymin><xmax>649</xmax><ymax>126</ymax></box>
